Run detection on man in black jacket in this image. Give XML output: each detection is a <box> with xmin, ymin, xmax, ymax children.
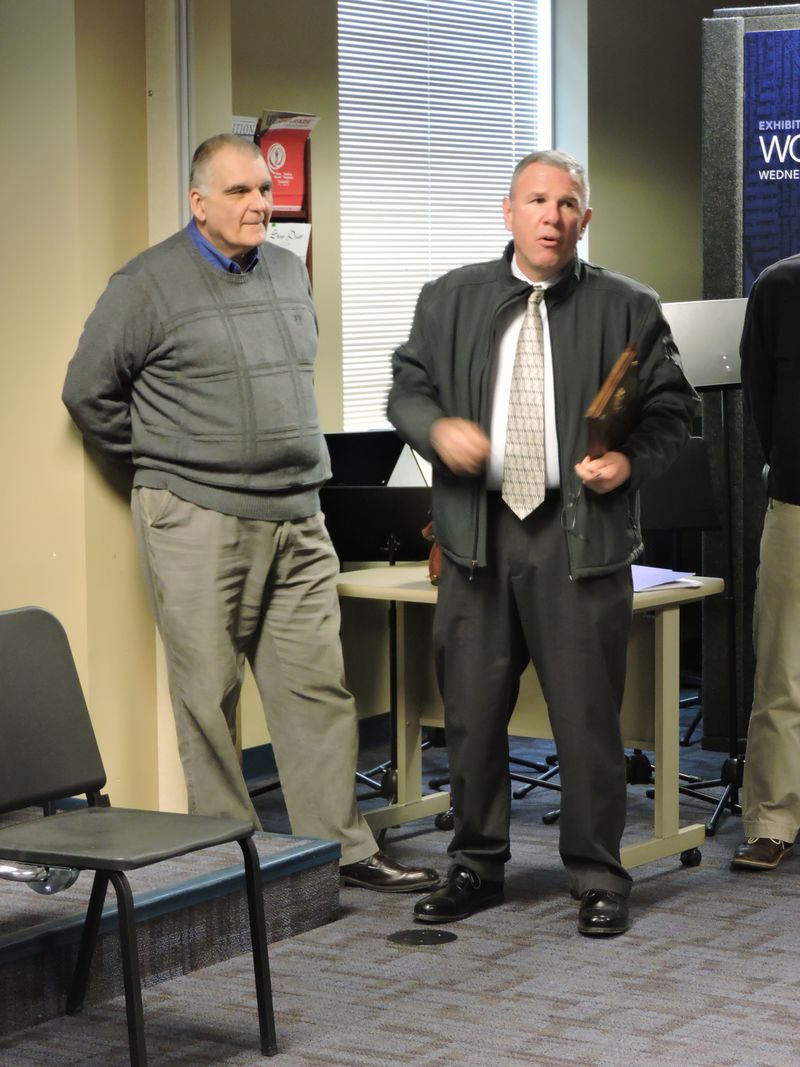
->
<box><xmin>388</xmin><ymin>149</ymin><xmax>698</xmax><ymax>935</ymax></box>
<box><xmin>731</xmin><ymin>253</ymin><xmax>800</xmax><ymax>872</ymax></box>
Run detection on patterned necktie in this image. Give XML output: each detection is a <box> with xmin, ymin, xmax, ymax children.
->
<box><xmin>501</xmin><ymin>288</ymin><xmax>546</xmax><ymax>519</ymax></box>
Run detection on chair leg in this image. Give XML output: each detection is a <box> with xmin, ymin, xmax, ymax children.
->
<box><xmin>108</xmin><ymin>870</ymin><xmax>148</xmax><ymax>1067</ymax></box>
<box><xmin>511</xmin><ymin>762</ymin><xmax>562</xmax><ymax>800</ymax></box>
<box><xmin>239</xmin><ymin>837</ymin><xmax>278</xmax><ymax>1056</ymax></box>
<box><xmin>66</xmin><ymin>870</ymin><xmax>109</xmax><ymax>1015</ymax></box>
<box><xmin>680</xmin><ymin>706</ymin><xmax>703</xmax><ymax>747</ymax></box>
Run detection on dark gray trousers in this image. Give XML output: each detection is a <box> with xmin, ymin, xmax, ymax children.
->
<box><xmin>433</xmin><ymin>493</ymin><xmax>634</xmax><ymax>897</ymax></box>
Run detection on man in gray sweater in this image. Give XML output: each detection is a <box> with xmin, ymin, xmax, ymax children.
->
<box><xmin>62</xmin><ymin>133</ymin><xmax>438</xmax><ymax>894</ymax></box>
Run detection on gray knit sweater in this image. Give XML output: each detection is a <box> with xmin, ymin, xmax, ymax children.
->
<box><xmin>63</xmin><ymin>228</ymin><xmax>330</xmax><ymax>520</ymax></box>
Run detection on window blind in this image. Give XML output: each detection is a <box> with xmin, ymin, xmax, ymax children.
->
<box><xmin>338</xmin><ymin>0</ymin><xmax>552</xmax><ymax>429</ymax></box>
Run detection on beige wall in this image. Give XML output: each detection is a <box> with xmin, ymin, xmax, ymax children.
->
<box><xmin>586</xmin><ymin>0</ymin><xmax>769</xmax><ymax>301</ymax></box>
<box><xmin>1</xmin><ymin>0</ymin><xmax>749</xmax><ymax>804</ymax></box>
<box><xmin>0</xmin><ymin>0</ymin><xmax>158</xmax><ymax>808</ymax></box>
<box><xmin>0</xmin><ymin>1</ymin><xmax>84</xmax><ymax>659</ymax></box>
<box><xmin>230</xmin><ymin>0</ymin><xmax>349</xmax><ymax>748</ymax></box>
<box><xmin>0</xmin><ymin>0</ymin><xmax>234</xmax><ymax>811</ymax></box>
<box><xmin>74</xmin><ymin>0</ymin><xmax>160</xmax><ymax>805</ymax></box>
<box><xmin>191</xmin><ymin>0</ymin><xmax>234</xmax><ymax>145</ymax></box>
<box><xmin>231</xmin><ymin>0</ymin><xmax>344</xmax><ymax>431</ymax></box>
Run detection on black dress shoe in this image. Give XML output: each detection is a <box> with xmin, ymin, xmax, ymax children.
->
<box><xmin>340</xmin><ymin>850</ymin><xmax>440</xmax><ymax>892</ymax></box>
<box><xmin>577</xmin><ymin>889</ymin><xmax>630</xmax><ymax>936</ymax></box>
<box><xmin>413</xmin><ymin>866</ymin><xmax>504</xmax><ymax>923</ymax></box>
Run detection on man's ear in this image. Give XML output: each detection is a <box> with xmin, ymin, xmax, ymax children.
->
<box><xmin>189</xmin><ymin>187</ymin><xmax>205</xmax><ymax>223</ymax></box>
<box><xmin>502</xmin><ymin>196</ymin><xmax>513</xmax><ymax>233</ymax></box>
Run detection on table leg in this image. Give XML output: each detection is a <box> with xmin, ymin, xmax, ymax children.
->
<box><xmin>621</xmin><ymin>606</ymin><xmax>705</xmax><ymax>868</ymax></box>
<box><xmin>364</xmin><ymin>601</ymin><xmax>450</xmax><ymax>831</ymax></box>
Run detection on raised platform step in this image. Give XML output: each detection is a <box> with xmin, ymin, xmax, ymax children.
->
<box><xmin>0</xmin><ymin>828</ymin><xmax>340</xmax><ymax>1038</ymax></box>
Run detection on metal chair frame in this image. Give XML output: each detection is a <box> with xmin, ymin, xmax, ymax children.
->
<box><xmin>0</xmin><ymin>606</ymin><xmax>277</xmax><ymax>1065</ymax></box>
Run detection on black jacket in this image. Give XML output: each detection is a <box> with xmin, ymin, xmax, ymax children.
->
<box><xmin>388</xmin><ymin>247</ymin><xmax>699</xmax><ymax>577</ymax></box>
<box><xmin>740</xmin><ymin>253</ymin><xmax>800</xmax><ymax>505</ymax></box>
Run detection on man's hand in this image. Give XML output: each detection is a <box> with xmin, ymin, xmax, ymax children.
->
<box><xmin>574</xmin><ymin>451</ymin><xmax>631</xmax><ymax>494</ymax></box>
<box><xmin>430</xmin><ymin>417</ymin><xmax>491</xmax><ymax>475</ymax></box>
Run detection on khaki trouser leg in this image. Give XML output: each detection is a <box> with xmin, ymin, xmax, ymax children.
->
<box><xmin>248</xmin><ymin>513</ymin><xmax>377</xmax><ymax>866</ymax></box>
<box><xmin>132</xmin><ymin>489</ymin><xmax>377</xmax><ymax>862</ymax></box>
<box><xmin>742</xmin><ymin>500</ymin><xmax>800</xmax><ymax>842</ymax></box>
<box><xmin>132</xmin><ymin>488</ymin><xmax>263</xmax><ymax>827</ymax></box>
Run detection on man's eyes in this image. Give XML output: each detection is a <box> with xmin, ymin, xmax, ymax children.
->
<box><xmin>528</xmin><ymin>196</ymin><xmax>578</xmax><ymax>210</ymax></box>
<box><xmin>225</xmin><ymin>185</ymin><xmax>272</xmax><ymax>196</ymax></box>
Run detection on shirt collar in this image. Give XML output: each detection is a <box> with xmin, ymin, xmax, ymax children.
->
<box><xmin>510</xmin><ymin>254</ymin><xmax>569</xmax><ymax>290</ymax></box>
<box><xmin>187</xmin><ymin>218</ymin><xmax>260</xmax><ymax>274</ymax></box>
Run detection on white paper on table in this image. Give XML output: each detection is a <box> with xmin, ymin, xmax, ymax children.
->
<box><xmin>632</xmin><ymin>565</ymin><xmax>702</xmax><ymax>592</ymax></box>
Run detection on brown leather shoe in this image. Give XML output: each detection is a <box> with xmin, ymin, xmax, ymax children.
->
<box><xmin>340</xmin><ymin>850</ymin><xmax>440</xmax><ymax>892</ymax></box>
<box><xmin>731</xmin><ymin>837</ymin><xmax>795</xmax><ymax>870</ymax></box>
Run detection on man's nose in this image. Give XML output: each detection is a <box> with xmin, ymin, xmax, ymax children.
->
<box><xmin>251</xmin><ymin>189</ymin><xmax>271</xmax><ymax>214</ymax></box>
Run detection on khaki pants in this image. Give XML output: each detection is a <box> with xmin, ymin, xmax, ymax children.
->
<box><xmin>132</xmin><ymin>487</ymin><xmax>377</xmax><ymax>865</ymax></box>
<box><xmin>742</xmin><ymin>500</ymin><xmax>800</xmax><ymax>842</ymax></box>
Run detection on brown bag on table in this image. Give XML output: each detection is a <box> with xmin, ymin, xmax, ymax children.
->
<box><xmin>421</xmin><ymin>521</ymin><xmax>441</xmax><ymax>585</ymax></box>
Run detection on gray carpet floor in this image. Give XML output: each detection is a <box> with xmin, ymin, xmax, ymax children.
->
<box><xmin>2</xmin><ymin>720</ymin><xmax>797</xmax><ymax>1067</ymax></box>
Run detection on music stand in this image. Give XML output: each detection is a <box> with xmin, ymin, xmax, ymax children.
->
<box><xmin>320</xmin><ymin>431</ymin><xmax>432</xmax><ymax>811</ymax></box>
<box><xmin>323</xmin><ymin>429</ymin><xmax>404</xmax><ymax>488</ymax></box>
<box><xmin>661</xmin><ymin>298</ymin><xmax>749</xmax><ymax>835</ymax></box>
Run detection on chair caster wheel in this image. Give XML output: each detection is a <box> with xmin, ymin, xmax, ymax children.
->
<box><xmin>379</xmin><ymin>768</ymin><xmax>398</xmax><ymax>801</ymax></box>
<box><xmin>680</xmin><ymin>848</ymin><xmax>701</xmax><ymax>867</ymax></box>
<box><xmin>542</xmin><ymin>808</ymin><xmax>560</xmax><ymax>825</ymax></box>
<box><xmin>435</xmin><ymin>808</ymin><xmax>454</xmax><ymax>831</ymax></box>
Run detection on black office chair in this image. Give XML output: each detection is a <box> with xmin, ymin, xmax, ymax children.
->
<box><xmin>0</xmin><ymin>606</ymin><xmax>277</xmax><ymax>1066</ymax></box>
<box><xmin>641</xmin><ymin>435</ymin><xmax>743</xmax><ymax>831</ymax></box>
<box><xmin>639</xmin><ymin>435</ymin><xmax>721</xmax><ymax>744</ymax></box>
<box><xmin>639</xmin><ymin>435</ymin><xmax>746</xmax><ymax>833</ymax></box>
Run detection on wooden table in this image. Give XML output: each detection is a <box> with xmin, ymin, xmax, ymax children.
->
<box><xmin>337</xmin><ymin>564</ymin><xmax>724</xmax><ymax>869</ymax></box>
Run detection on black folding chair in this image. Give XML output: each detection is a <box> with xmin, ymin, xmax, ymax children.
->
<box><xmin>0</xmin><ymin>606</ymin><xmax>277</xmax><ymax>1065</ymax></box>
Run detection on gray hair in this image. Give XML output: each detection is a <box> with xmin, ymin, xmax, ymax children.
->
<box><xmin>189</xmin><ymin>134</ymin><xmax>262</xmax><ymax>192</ymax></box>
<box><xmin>509</xmin><ymin>149</ymin><xmax>590</xmax><ymax>212</ymax></box>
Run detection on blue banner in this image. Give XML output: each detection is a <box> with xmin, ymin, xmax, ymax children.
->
<box><xmin>742</xmin><ymin>28</ymin><xmax>800</xmax><ymax>294</ymax></box>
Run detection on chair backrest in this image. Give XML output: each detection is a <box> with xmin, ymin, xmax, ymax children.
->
<box><xmin>639</xmin><ymin>436</ymin><xmax>721</xmax><ymax>533</ymax></box>
<box><xmin>0</xmin><ymin>607</ymin><xmax>106</xmax><ymax>813</ymax></box>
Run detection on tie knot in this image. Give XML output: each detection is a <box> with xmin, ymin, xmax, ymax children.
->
<box><xmin>529</xmin><ymin>288</ymin><xmax>545</xmax><ymax>308</ymax></box>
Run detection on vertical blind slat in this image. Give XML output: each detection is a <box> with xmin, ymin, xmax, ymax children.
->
<box><xmin>338</xmin><ymin>0</ymin><xmax>552</xmax><ymax>430</ymax></box>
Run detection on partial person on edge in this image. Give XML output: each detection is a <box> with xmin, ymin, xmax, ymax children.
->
<box><xmin>732</xmin><ymin>252</ymin><xmax>800</xmax><ymax>873</ymax></box>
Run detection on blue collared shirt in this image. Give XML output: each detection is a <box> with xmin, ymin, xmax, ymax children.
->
<box><xmin>187</xmin><ymin>217</ymin><xmax>260</xmax><ymax>273</ymax></box>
